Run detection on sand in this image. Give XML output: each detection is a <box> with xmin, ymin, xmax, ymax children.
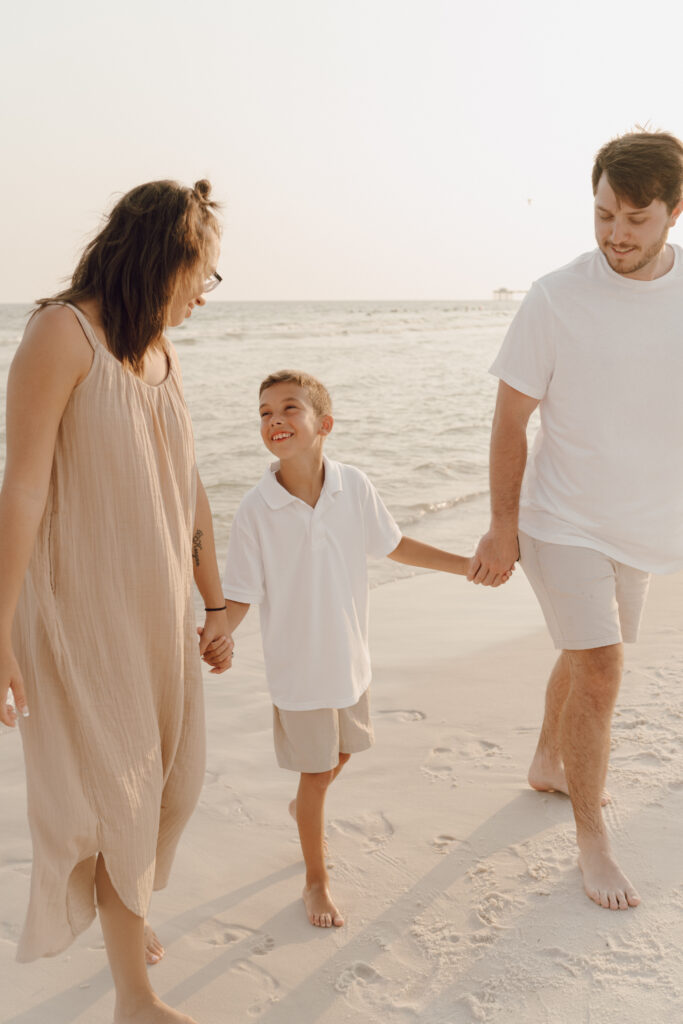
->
<box><xmin>2</xmin><ymin>568</ymin><xmax>682</xmax><ymax>1023</ymax></box>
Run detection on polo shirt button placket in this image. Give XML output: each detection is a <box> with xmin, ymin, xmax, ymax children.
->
<box><xmin>310</xmin><ymin>505</ymin><xmax>326</xmax><ymax>550</ymax></box>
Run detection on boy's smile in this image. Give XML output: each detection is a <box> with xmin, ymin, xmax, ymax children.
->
<box><xmin>259</xmin><ymin>383</ymin><xmax>332</xmax><ymax>462</ymax></box>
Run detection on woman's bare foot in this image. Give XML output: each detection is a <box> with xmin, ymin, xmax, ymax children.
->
<box><xmin>528</xmin><ymin>753</ymin><xmax>610</xmax><ymax>806</ymax></box>
<box><xmin>114</xmin><ymin>993</ymin><xmax>197</xmax><ymax>1023</ymax></box>
<box><xmin>143</xmin><ymin>923</ymin><xmax>164</xmax><ymax>965</ymax></box>
<box><xmin>302</xmin><ymin>882</ymin><xmax>344</xmax><ymax>928</ymax></box>
<box><xmin>578</xmin><ymin>843</ymin><xmax>640</xmax><ymax>910</ymax></box>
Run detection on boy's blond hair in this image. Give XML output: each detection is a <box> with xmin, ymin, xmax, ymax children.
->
<box><xmin>259</xmin><ymin>370</ymin><xmax>332</xmax><ymax>417</ymax></box>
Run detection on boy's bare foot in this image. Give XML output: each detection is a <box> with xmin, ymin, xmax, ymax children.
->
<box><xmin>528</xmin><ymin>753</ymin><xmax>610</xmax><ymax>806</ymax></box>
<box><xmin>144</xmin><ymin>922</ymin><xmax>164</xmax><ymax>965</ymax></box>
<box><xmin>578</xmin><ymin>842</ymin><xmax>640</xmax><ymax>910</ymax></box>
<box><xmin>302</xmin><ymin>882</ymin><xmax>344</xmax><ymax>928</ymax></box>
<box><xmin>114</xmin><ymin>993</ymin><xmax>197</xmax><ymax>1023</ymax></box>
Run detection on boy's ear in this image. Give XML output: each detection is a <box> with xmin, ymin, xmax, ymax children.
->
<box><xmin>319</xmin><ymin>414</ymin><xmax>334</xmax><ymax>436</ymax></box>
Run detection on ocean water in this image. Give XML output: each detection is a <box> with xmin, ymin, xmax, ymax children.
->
<box><xmin>0</xmin><ymin>300</ymin><xmax>520</xmax><ymax>585</ymax></box>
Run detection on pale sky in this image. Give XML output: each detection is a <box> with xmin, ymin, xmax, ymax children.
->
<box><xmin>2</xmin><ymin>0</ymin><xmax>682</xmax><ymax>302</ymax></box>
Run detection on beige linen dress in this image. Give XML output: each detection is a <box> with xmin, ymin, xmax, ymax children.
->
<box><xmin>13</xmin><ymin>303</ymin><xmax>206</xmax><ymax>962</ymax></box>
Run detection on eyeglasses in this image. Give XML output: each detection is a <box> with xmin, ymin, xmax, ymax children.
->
<box><xmin>202</xmin><ymin>271</ymin><xmax>222</xmax><ymax>294</ymax></box>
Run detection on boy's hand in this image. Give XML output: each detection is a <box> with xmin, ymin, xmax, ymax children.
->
<box><xmin>197</xmin><ymin>625</ymin><xmax>235</xmax><ymax>674</ymax></box>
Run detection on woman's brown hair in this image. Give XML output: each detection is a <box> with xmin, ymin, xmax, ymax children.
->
<box><xmin>38</xmin><ymin>179</ymin><xmax>220</xmax><ymax>371</ymax></box>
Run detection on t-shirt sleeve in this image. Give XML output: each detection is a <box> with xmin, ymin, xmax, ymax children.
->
<box><xmin>222</xmin><ymin>504</ymin><xmax>265</xmax><ymax>604</ymax></box>
<box><xmin>360</xmin><ymin>473</ymin><xmax>403</xmax><ymax>559</ymax></box>
<box><xmin>489</xmin><ymin>281</ymin><xmax>556</xmax><ymax>400</ymax></box>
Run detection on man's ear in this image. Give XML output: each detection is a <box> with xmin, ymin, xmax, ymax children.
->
<box><xmin>670</xmin><ymin>198</ymin><xmax>683</xmax><ymax>227</ymax></box>
<box><xmin>319</xmin><ymin>414</ymin><xmax>334</xmax><ymax>436</ymax></box>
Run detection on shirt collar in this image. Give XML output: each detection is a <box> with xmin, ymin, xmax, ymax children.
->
<box><xmin>258</xmin><ymin>455</ymin><xmax>343</xmax><ymax>510</ymax></box>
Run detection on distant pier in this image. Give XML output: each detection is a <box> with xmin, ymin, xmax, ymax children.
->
<box><xmin>493</xmin><ymin>288</ymin><xmax>527</xmax><ymax>300</ymax></box>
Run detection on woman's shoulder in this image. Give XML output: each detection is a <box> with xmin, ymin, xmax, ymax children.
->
<box><xmin>16</xmin><ymin>303</ymin><xmax>94</xmax><ymax>383</ymax></box>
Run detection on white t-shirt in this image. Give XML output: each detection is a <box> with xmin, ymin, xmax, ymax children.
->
<box><xmin>222</xmin><ymin>457</ymin><xmax>402</xmax><ymax>710</ymax></box>
<box><xmin>490</xmin><ymin>245</ymin><xmax>683</xmax><ymax>573</ymax></box>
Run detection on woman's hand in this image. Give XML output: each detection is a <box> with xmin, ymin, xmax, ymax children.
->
<box><xmin>197</xmin><ymin>612</ymin><xmax>235</xmax><ymax>674</ymax></box>
<box><xmin>0</xmin><ymin>646</ymin><xmax>29</xmax><ymax>727</ymax></box>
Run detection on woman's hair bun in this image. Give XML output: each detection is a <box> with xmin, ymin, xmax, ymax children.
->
<box><xmin>193</xmin><ymin>179</ymin><xmax>213</xmax><ymax>202</ymax></box>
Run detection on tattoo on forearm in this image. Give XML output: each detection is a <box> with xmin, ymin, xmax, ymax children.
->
<box><xmin>192</xmin><ymin>529</ymin><xmax>204</xmax><ymax>567</ymax></box>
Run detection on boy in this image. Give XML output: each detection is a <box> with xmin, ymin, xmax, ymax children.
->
<box><xmin>208</xmin><ymin>370</ymin><xmax>485</xmax><ymax>929</ymax></box>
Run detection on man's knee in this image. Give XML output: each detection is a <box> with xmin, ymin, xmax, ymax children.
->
<box><xmin>566</xmin><ymin>643</ymin><xmax>623</xmax><ymax>707</ymax></box>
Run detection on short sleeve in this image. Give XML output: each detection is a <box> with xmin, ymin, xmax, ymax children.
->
<box><xmin>489</xmin><ymin>281</ymin><xmax>556</xmax><ymax>400</ymax></box>
<box><xmin>222</xmin><ymin>505</ymin><xmax>265</xmax><ymax>604</ymax></box>
<box><xmin>360</xmin><ymin>473</ymin><xmax>402</xmax><ymax>559</ymax></box>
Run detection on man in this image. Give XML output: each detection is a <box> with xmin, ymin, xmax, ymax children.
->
<box><xmin>469</xmin><ymin>130</ymin><xmax>683</xmax><ymax>911</ymax></box>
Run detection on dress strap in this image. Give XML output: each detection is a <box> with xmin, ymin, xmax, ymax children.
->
<box><xmin>62</xmin><ymin>302</ymin><xmax>104</xmax><ymax>354</ymax></box>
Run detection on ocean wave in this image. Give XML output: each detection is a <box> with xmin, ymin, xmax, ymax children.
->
<box><xmin>397</xmin><ymin>490</ymin><xmax>488</xmax><ymax>527</ymax></box>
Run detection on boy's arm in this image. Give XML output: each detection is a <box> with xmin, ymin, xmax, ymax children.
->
<box><xmin>387</xmin><ymin>536</ymin><xmax>471</xmax><ymax>575</ymax></box>
<box><xmin>224</xmin><ymin>600</ymin><xmax>250</xmax><ymax>634</ymax></box>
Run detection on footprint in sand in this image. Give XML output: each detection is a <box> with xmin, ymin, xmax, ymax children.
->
<box><xmin>198</xmin><ymin>776</ymin><xmax>252</xmax><ymax>822</ymax></box>
<box><xmin>335</xmin><ymin>961</ymin><xmax>382</xmax><ymax>992</ymax></box>
<box><xmin>331</xmin><ymin>812</ymin><xmax>395</xmax><ymax>852</ymax></box>
<box><xmin>232</xmin><ymin>960</ymin><xmax>282</xmax><ymax>1016</ymax></box>
<box><xmin>375</xmin><ymin>709</ymin><xmax>426</xmax><ymax>723</ymax></box>
<box><xmin>335</xmin><ymin>961</ymin><xmax>416</xmax><ymax>1017</ymax></box>
<box><xmin>459</xmin><ymin>738</ymin><xmax>503</xmax><ymax>767</ymax></box>
<box><xmin>421</xmin><ymin>747</ymin><xmax>457</xmax><ymax>785</ymax></box>
<box><xmin>194</xmin><ymin>919</ymin><xmax>274</xmax><ymax>957</ymax></box>
<box><xmin>431</xmin><ymin>834</ymin><xmax>464</xmax><ymax>853</ymax></box>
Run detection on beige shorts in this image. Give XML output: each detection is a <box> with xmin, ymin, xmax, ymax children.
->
<box><xmin>518</xmin><ymin>531</ymin><xmax>651</xmax><ymax>651</ymax></box>
<box><xmin>273</xmin><ymin>688</ymin><xmax>374</xmax><ymax>773</ymax></box>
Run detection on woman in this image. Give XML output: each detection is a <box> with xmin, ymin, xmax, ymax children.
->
<box><xmin>0</xmin><ymin>179</ymin><xmax>233</xmax><ymax>1024</ymax></box>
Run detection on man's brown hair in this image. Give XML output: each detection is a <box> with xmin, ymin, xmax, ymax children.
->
<box><xmin>259</xmin><ymin>370</ymin><xmax>332</xmax><ymax>417</ymax></box>
<box><xmin>592</xmin><ymin>130</ymin><xmax>683</xmax><ymax>212</ymax></box>
<box><xmin>38</xmin><ymin>179</ymin><xmax>220</xmax><ymax>371</ymax></box>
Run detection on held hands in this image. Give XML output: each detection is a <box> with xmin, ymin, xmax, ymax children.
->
<box><xmin>467</xmin><ymin>528</ymin><xmax>519</xmax><ymax>588</ymax></box>
<box><xmin>0</xmin><ymin>648</ymin><xmax>29</xmax><ymax>728</ymax></box>
<box><xmin>197</xmin><ymin>613</ymin><xmax>235</xmax><ymax>674</ymax></box>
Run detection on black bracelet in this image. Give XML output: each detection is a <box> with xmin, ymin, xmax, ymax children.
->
<box><xmin>205</xmin><ymin>604</ymin><xmax>227</xmax><ymax>612</ymax></box>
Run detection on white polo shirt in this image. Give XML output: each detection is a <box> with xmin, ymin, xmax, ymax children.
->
<box><xmin>222</xmin><ymin>457</ymin><xmax>402</xmax><ymax>710</ymax></box>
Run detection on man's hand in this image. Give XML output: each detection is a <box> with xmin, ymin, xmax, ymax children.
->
<box><xmin>467</xmin><ymin>528</ymin><xmax>519</xmax><ymax>587</ymax></box>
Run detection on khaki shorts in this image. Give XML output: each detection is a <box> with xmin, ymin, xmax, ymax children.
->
<box><xmin>273</xmin><ymin>688</ymin><xmax>374</xmax><ymax>773</ymax></box>
<box><xmin>518</xmin><ymin>531</ymin><xmax>651</xmax><ymax>651</ymax></box>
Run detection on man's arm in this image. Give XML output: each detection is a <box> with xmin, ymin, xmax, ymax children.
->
<box><xmin>468</xmin><ymin>381</ymin><xmax>539</xmax><ymax>587</ymax></box>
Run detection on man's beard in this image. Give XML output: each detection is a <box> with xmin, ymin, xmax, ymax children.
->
<box><xmin>601</xmin><ymin>227</ymin><xmax>669</xmax><ymax>276</ymax></box>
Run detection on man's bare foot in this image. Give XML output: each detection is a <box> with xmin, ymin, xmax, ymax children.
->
<box><xmin>578</xmin><ymin>844</ymin><xmax>640</xmax><ymax>910</ymax></box>
<box><xmin>528</xmin><ymin>753</ymin><xmax>610</xmax><ymax>806</ymax></box>
<box><xmin>144</xmin><ymin>922</ymin><xmax>164</xmax><ymax>965</ymax></box>
<box><xmin>114</xmin><ymin>993</ymin><xmax>197</xmax><ymax>1023</ymax></box>
<box><xmin>302</xmin><ymin>882</ymin><xmax>344</xmax><ymax>928</ymax></box>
